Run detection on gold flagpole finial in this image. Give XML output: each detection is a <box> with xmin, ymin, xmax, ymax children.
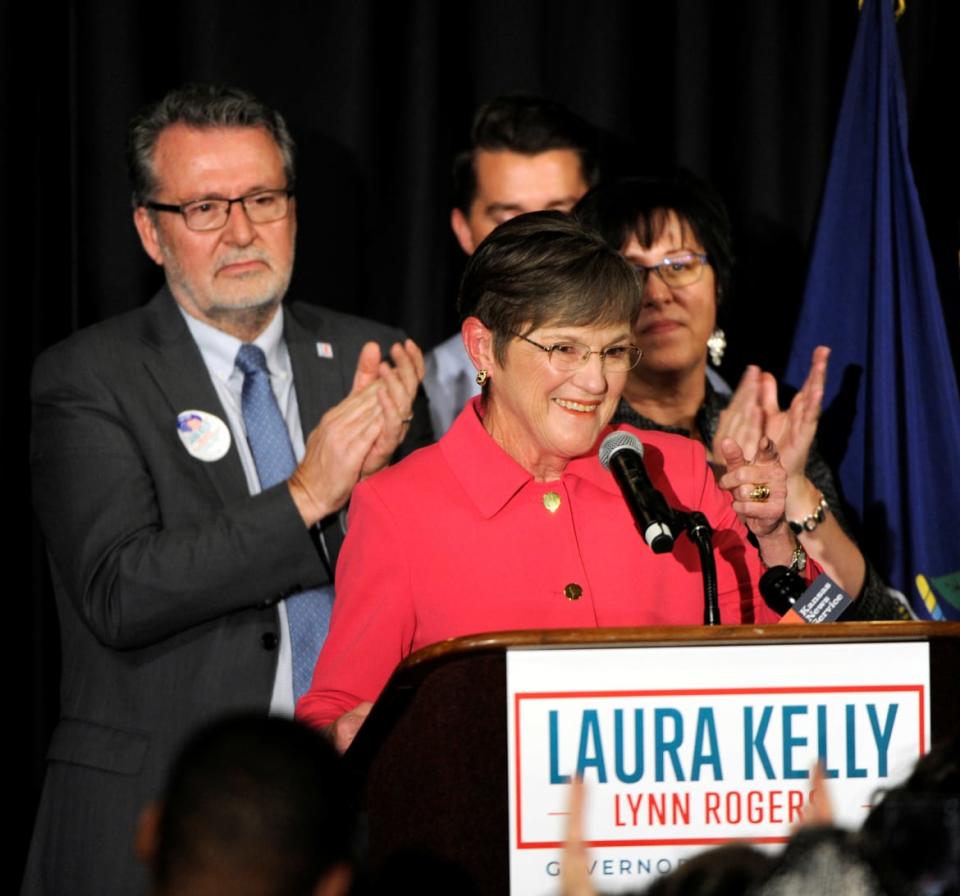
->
<box><xmin>858</xmin><ymin>0</ymin><xmax>906</xmax><ymax>18</ymax></box>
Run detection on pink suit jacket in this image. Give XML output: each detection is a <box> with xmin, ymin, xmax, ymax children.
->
<box><xmin>296</xmin><ymin>399</ymin><xmax>780</xmax><ymax>728</ymax></box>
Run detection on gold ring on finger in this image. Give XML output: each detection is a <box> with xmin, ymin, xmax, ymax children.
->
<box><xmin>748</xmin><ymin>483</ymin><xmax>771</xmax><ymax>502</ymax></box>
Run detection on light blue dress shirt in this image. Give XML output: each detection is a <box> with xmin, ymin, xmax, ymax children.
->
<box><xmin>181</xmin><ymin>306</ymin><xmax>303</xmax><ymax>716</ymax></box>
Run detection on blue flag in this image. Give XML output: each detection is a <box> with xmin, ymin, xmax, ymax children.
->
<box><xmin>785</xmin><ymin>0</ymin><xmax>960</xmax><ymax>619</ymax></box>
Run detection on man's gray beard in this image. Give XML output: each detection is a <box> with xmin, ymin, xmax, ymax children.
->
<box><xmin>174</xmin><ymin>278</ymin><xmax>289</xmax><ymax>341</ymax></box>
<box><xmin>203</xmin><ymin>284</ymin><xmax>286</xmax><ymax>323</ymax></box>
<box><xmin>161</xmin><ymin>239</ymin><xmax>295</xmax><ymax>341</ymax></box>
<box><xmin>204</xmin><ymin>293</ymin><xmax>283</xmax><ymax>332</ymax></box>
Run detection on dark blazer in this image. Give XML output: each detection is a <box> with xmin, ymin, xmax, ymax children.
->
<box><xmin>22</xmin><ymin>289</ymin><xmax>431</xmax><ymax>895</ymax></box>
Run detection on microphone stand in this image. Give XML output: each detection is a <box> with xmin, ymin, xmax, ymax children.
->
<box><xmin>671</xmin><ymin>509</ymin><xmax>720</xmax><ymax>625</ymax></box>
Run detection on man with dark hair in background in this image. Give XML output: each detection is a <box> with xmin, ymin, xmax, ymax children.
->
<box><xmin>23</xmin><ymin>83</ymin><xmax>429</xmax><ymax>895</ymax></box>
<box><xmin>136</xmin><ymin>715</ymin><xmax>354</xmax><ymax>896</ymax></box>
<box><xmin>424</xmin><ymin>94</ymin><xmax>599</xmax><ymax>435</ymax></box>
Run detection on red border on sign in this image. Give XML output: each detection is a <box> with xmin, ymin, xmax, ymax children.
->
<box><xmin>514</xmin><ymin>684</ymin><xmax>926</xmax><ymax>849</ymax></box>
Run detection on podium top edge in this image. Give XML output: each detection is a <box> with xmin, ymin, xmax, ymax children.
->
<box><xmin>398</xmin><ymin>621</ymin><xmax>960</xmax><ymax>671</ymax></box>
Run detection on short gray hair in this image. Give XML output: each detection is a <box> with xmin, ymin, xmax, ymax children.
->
<box><xmin>127</xmin><ymin>83</ymin><xmax>296</xmax><ymax>208</ymax></box>
<box><xmin>458</xmin><ymin>211</ymin><xmax>641</xmax><ymax>365</ymax></box>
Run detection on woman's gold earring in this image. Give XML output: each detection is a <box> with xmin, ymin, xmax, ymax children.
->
<box><xmin>707</xmin><ymin>329</ymin><xmax>726</xmax><ymax>367</ymax></box>
<box><xmin>475</xmin><ymin>369</ymin><xmax>489</xmax><ymax>386</ymax></box>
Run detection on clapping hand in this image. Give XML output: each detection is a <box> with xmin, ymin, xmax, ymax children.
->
<box><xmin>713</xmin><ymin>346</ymin><xmax>829</xmax><ymax>481</ymax></box>
<box><xmin>717</xmin><ymin>436</ymin><xmax>788</xmax><ymax>539</ymax></box>
<box><xmin>352</xmin><ymin>339</ymin><xmax>425</xmax><ymax>477</ymax></box>
<box><xmin>288</xmin><ymin>339</ymin><xmax>424</xmax><ymax>526</ymax></box>
<box><xmin>717</xmin><ymin>436</ymin><xmax>796</xmax><ymax>568</ymax></box>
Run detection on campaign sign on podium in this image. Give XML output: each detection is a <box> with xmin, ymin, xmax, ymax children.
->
<box><xmin>506</xmin><ymin>641</ymin><xmax>929</xmax><ymax>895</ymax></box>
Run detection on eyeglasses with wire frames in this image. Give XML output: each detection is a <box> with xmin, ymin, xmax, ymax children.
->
<box><xmin>515</xmin><ymin>334</ymin><xmax>642</xmax><ymax>372</ymax></box>
<box><xmin>144</xmin><ymin>188</ymin><xmax>294</xmax><ymax>232</ymax></box>
<box><xmin>632</xmin><ymin>251</ymin><xmax>710</xmax><ymax>288</ymax></box>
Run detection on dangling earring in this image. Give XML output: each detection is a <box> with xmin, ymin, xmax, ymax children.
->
<box><xmin>707</xmin><ymin>329</ymin><xmax>726</xmax><ymax>367</ymax></box>
<box><xmin>475</xmin><ymin>368</ymin><xmax>488</xmax><ymax>386</ymax></box>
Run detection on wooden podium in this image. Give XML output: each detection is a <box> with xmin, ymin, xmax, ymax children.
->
<box><xmin>343</xmin><ymin>622</ymin><xmax>960</xmax><ymax>894</ymax></box>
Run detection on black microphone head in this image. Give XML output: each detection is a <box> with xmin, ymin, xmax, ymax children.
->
<box><xmin>599</xmin><ymin>431</ymin><xmax>644</xmax><ymax>470</ymax></box>
<box><xmin>759</xmin><ymin>565</ymin><xmax>806</xmax><ymax>615</ymax></box>
<box><xmin>600</xmin><ymin>430</ymin><xmax>675</xmax><ymax>553</ymax></box>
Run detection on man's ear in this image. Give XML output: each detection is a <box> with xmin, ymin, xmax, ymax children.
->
<box><xmin>134</xmin><ymin>207</ymin><xmax>165</xmax><ymax>266</ymax></box>
<box><xmin>461</xmin><ymin>316</ymin><xmax>496</xmax><ymax>374</ymax></box>
<box><xmin>450</xmin><ymin>207</ymin><xmax>477</xmax><ymax>256</ymax></box>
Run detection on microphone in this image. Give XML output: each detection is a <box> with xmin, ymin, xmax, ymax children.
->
<box><xmin>759</xmin><ymin>566</ymin><xmax>855</xmax><ymax>623</ymax></box>
<box><xmin>599</xmin><ymin>432</ymin><xmax>675</xmax><ymax>554</ymax></box>
<box><xmin>759</xmin><ymin>565</ymin><xmax>807</xmax><ymax>617</ymax></box>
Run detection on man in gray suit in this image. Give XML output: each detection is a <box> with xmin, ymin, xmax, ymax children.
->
<box><xmin>23</xmin><ymin>84</ymin><xmax>429</xmax><ymax>896</ymax></box>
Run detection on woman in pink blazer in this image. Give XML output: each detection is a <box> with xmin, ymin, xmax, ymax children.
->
<box><xmin>297</xmin><ymin>212</ymin><xmax>802</xmax><ymax>751</ymax></box>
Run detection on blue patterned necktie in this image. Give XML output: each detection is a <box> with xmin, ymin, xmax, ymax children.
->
<box><xmin>235</xmin><ymin>343</ymin><xmax>333</xmax><ymax>700</ymax></box>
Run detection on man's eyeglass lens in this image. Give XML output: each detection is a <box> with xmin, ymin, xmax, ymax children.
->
<box><xmin>147</xmin><ymin>190</ymin><xmax>292</xmax><ymax>231</ymax></box>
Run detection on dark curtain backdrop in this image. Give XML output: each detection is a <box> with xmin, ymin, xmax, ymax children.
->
<box><xmin>6</xmin><ymin>0</ymin><xmax>957</xmax><ymax>881</ymax></box>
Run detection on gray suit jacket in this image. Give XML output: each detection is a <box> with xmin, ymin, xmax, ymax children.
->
<box><xmin>23</xmin><ymin>289</ymin><xmax>431</xmax><ymax>895</ymax></box>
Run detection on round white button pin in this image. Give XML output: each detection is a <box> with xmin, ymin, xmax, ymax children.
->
<box><xmin>176</xmin><ymin>410</ymin><xmax>231</xmax><ymax>462</ymax></box>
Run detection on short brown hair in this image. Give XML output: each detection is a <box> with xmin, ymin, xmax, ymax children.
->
<box><xmin>452</xmin><ymin>95</ymin><xmax>599</xmax><ymax>213</ymax></box>
<box><xmin>458</xmin><ymin>211</ymin><xmax>641</xmax><ymax>365</ymax></box>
